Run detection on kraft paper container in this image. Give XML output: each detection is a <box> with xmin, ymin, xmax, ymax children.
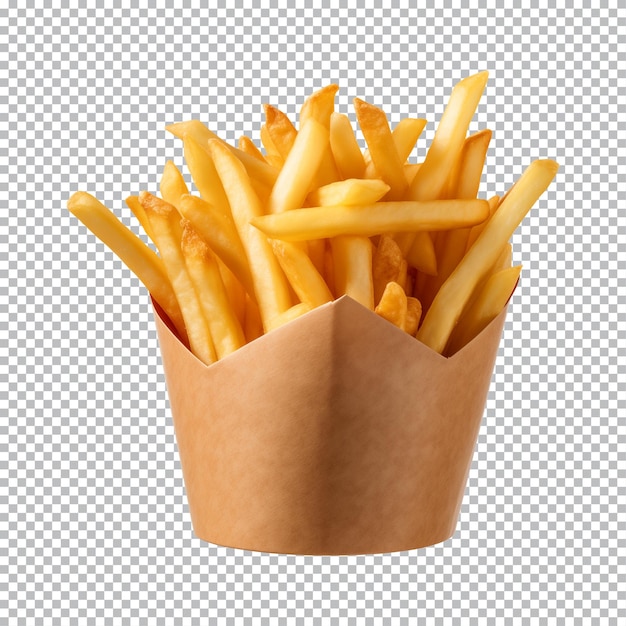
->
<box><xmin>152</xmin><ymin>295</ymin><xmax>508</xmax><ymax>555</ymax></box>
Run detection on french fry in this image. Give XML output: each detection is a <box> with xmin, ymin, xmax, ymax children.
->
<box><xmin>125</xmin><ymin>194</ymin><xmax>155</xmax><ymax>244</ymax></box>
<box><xmin>263</xmin><ymin>104</ymin><xmax>298</xmax><ymax>160</ymax></box>
<box><xmin>331</xmin><ymin>235</ymin><xmax>374</xmax><ymax>310</ymax></box>
<box><xmin>299</xmin><ymin>84</ymin><xmax>340</xmax><ymax>187</ymax></box>
<box><xmin>270</xmin><ymin>239</ymin><xmax>333</xmax><ymax>308</ymax></box>
<box><xmin>362</xmin><ymin>117</ymin><xmax>427</xmax><ymax>179</ymax></box>
<box><xmin>265</xmin><ymin>118</ymin><xmax>330</xmax><ymax>214</ymax></box>
<box><xmin>392</xmin><ymin>118</ymin><xmax>428</xmax><ymax>163</ymax></box>
<box><xmin>208</xmin><ymin>138</ymin><xmax>292</xmax><ymax>330</ymax></box>
<box><xmin>167</xmin><ymin>119</ymin><xmax>279</xmax><ymax>188</ymax></box>
<box><xmin>403</xmin><ymin>162</ymin><xmax>421</xmax><ymax>185</ymax></box>
<box><xmin>372</xmin><ymin>235</ymin><xmax>404</xmax><ymax>304</ymax></box>
<box><xmin>159</xmin><ymin>160</ymin><xmax>190</xmax><ymax>207</ymax></box>
<box><xmin>259</xmin><ymin>123</ymin><xmax>284</xmax><ymax>169</ymax></box>
<box><xmin>265</xmin><ymin>302</ymin><xmax>314</xmax><ymax>332</ymax></box>
<box><xmin>417</xmin><ymin>159</ymin><xmax>559</xmax><ymax>353</ymax></box>
<box><xmin>329</xmin><ymin>111</ymin><xmax>366</xmax><ymax>180</ymax></box>
<box><xmin>218</xmin><ymin>259</ymin><xmax>247</xmax><ymax>327</ymax></box>
<box><xmin>404</xmin><ymin>297</ymin><xmax>422</xmax><ymax>336</ymax></box>
<box><xmin>183</xmin><ymin>135</ymin><xmax>231</xmax><ymax>212</ymax></box>
<box><xmin>445</xmin><ymin>265</ymin><xmax>522</xmax><ymax>356</ymax></box>
<box><xmin>181</xmin><ymin>221</ymin><xmax>246</xmax><ymax>359</ymax></box>
<box><xmin>139</xmin><ymin>191</ymin><xmax>216</xmax><ymax>365</ymax></box>
<box><xmin>176</xmin><ymin>194</ymin><xmax>256</xmax><ymax>299</ymax></box>
<box><xmin>307</xmin><ymin>178</ymin><xmax>389</xmax><ymax>207</ymax></box>
<box><xmin>465</xmin><ymin>194</ymin><xmax>500</xmax><ymax>252</ymax></box>
<box><xmin>354</xmin><ymin>98</ymin><xmax>408</xmax><ymax>200</ymax></box>
<box><xmin>67</xmin><ymin>191</ymin><xmax>187</xmax><ymax>344</ymax></box>
<box><xmin>375</xmin><ymin>281</ymin><xmax>407</xmax><ymax>330</ymax></box>
<box><xmin>426</xmin><ymin>129</ymin><xmax>494</xmax><ymax>307</ymax></box>
<box><xmin>238</xmin><ymin>135</ymin><xmax>267</xmax><ymax>162</ymax></box>
<box><xmin>251</xmin><ymin>199</ymin><xmax>490</xmax><ymax>241</ymax></box>
<box><xmin>299</xmin><ymin>84</ymin><xmax>339</xmax><ymax>129</ymax></box>
<box><xmin>409</xmin><ymin>71</ymin><xmax>489</xmax><ymax>201</ymax></box>
<box><xmin>243</xmin><ymin>293</ymin><xmax>263</xmax><ymax>343</ymax></box>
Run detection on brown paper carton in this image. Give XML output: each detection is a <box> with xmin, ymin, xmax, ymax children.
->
<box><xmin>152</xmin><ymin>295</ymin><xmax>508</xmax><ymax>555</ymax></box>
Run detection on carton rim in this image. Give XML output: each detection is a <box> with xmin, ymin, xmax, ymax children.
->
<box><xmin>151</xmin><ymin>290</ymin><xmax>514</xmax><ymax>369</ymax></box>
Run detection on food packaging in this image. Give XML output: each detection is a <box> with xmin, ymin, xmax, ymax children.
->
<box><xmin>152</xmin><ymin>294</ymin><xmax>508</xmax><ymax>555</ymax></box>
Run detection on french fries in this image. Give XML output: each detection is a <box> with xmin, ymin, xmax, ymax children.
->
<box><xmin>68</xmin><ymin>73</ymin><xmax>558</xmax><ymax>365</ymax></box>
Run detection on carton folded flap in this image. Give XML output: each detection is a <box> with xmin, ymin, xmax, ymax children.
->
<box><xmin>152</xmin><ymin>296</ymin><xmax>508</xmax><ymax>555</ymax></box>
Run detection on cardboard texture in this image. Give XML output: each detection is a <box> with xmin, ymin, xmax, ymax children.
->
<box><xmin>153</xmin><ymin>295</ymin><xmax>508</xmax><ymax>555</ymax></box>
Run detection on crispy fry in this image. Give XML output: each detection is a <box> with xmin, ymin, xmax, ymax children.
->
<box><xmin>445</xmin><ymin>265</ymin><xmax>522</xmax><ymax>356</ymax></box>
<box><xmin>259</xmin><ymin>123</ymin><xmax>284</xmax><ymax>169</ymax></box>
<box><xmin>417</xmin><ymin>159</ymin><xmax>558</xmax><ymax>353</ymax></box>
<box><xmin>331</xmin><ymin>235</ymin><xmax>374</xmax><ymax>310</ymax></box>
<box><xmin>181</xmin><ymin>221</ymin><xmax>246</xmax><ymax>359</ymax></box>
<box><xmin>139</xmin><ymin>191</ymin><xmax>216</xmax><ymax>365</ymax></box>
<box><xmin>465</xmin><ymin>194</ymin><xmax>500</xmax><ymax>252</ymax></box>
<box><xmin>270</xmin><ymin>239</ymin><xmax>333</xmax><ymax>308</ymax></box>
<box><xmin>263</xmin><ymin>104</ymin><xmax>298</xmax><ymax>160</ymax></box>
<box><xmin>299</xmin><ymin>84</ymin><xmax>340</xmax><ymax>187</ymax></box>
<box><xmin>167</xmin><ymin>119</ymin><xmax>279</xmax><ymax>188</ymax></box>
<box><xmin>372</xmin><ymin>235</ymin><xmax>404</xmax><ymax>304</ymax></box>
<box><xmin>265</xmin><ymin>118</ymin><xmax>330</xmax><ymax>214</ymax></box>
<box><xmin>176</xmin><ymin>194</ymin><xmax>255</xmax><ymax>299</ymax></box>
<box><xmin>183</xmin><ymin>135</ymin><xmax>231</xmax><ymax>213</ymax></box>
<box><xmin>237</xmin><ymin>135</ymin><xmax>267</xmax><ymax>162</ymax></box>
<box><xmin>125</xmin><ymin>194</ymin><xmax>155</xmax><ymax>244</ymax></box>
<box><xmin>363</xmin><ymin>117</ymin><xmax>427</xmax><ymax>179</ymax></box>
<box><xmin>67</xmin><ymin>191</ymin><xmax>187</xmax><ymax>343</ymax></box>
<box><xmin>251</xmin><ymin>199</ymin><xmax>489</xmax><ymax>241</ymax></box>
<box><xmin>410</xmin><ymin>71</ymin><xmax>489</xmax><ymax>201</ymax></box>
<box><xmin>243</xmin><ymin>293</ymin><xmax>263</xmax><ymax>343</ymax></box>
<box><xmin>307</xmin><ymin>178</ymin><xmax>389</xmax><ymax>207</ymax></box>
<box><xmin>208</xmin><ymin>139</ymin><xmax>292</xmax><ymax>330</ymax></box>
<box><xmin>329</xmin><ymin>112</ymin><xmax>366</xmax><ymax>180</ymax></box>
<box><xmin>299</xmin><ymin>84</ymin><xmax>339</xmax><ymax>129</ymax></box>
<box><xmin>354</xmin><ymin>98</ymin><xmax>408</xmax><ymax>200</ymax></box>
<box><xmin>404</xmin><ymin>297</ymin><xmax>422</xmax><ymax>336</ymax></box>
<box><xmin>375</xmin><ymin>281</ymin><xmax>407</xmax><ymax>330</ymax></box>
<box><xmin>159</xmin><ymin>160</ymin><xmax>190</xmax><ymax>207</ymax></box>
<box><xmin>266</xmin><ymin>302</ymin><xmax>314</xmax><ymax>332</ymax></box>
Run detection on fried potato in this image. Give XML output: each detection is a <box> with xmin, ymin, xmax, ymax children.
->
<box><xmin>67</xmin><ymin>191</ymin><xmax>187</xmax><ymax>344</ymax></box>
<box><xmin>251</xmin><ymin>199</ymin><xmax>490</xmax><ymax>241</ymax></box>
<box><xmin>139</xmin><ymin>191</ymin><xmax>216</xmax><ymax>365</ymax></box>
<box><xmin>417</xmin><ymin>159</ymin><xmax>558</xmax><ymax>353</ymax></box>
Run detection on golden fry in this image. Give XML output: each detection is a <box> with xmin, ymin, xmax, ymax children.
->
<box><xmin>331</xmin><ymin>235</ymin><xmax>374</xmax><ymax>310</ymax></box>
<box><xmin>329</xmin><ymin>112</ymin><xmax>366</xmax><ymax>180</ymax></box>
<box><xmin>176</xmin><ymin>194</ymin><xmax>255</xmax><ymax>299</ymax></box>
<box><xmin>167</xmin><ymin>119</ymin><xmax>279</xmax><ymax>188</ymax></box>
<box><xmin>270</xmin><ymin>240</ymin><xmax>333</xmax><ymax>308</ymax></box>
<box><xmin>375</xmin><ymin>281</ymin><xmax>407</xmax><ymax>330</ymax></box>
<box><xmin>263</xmin><ymin>104</ymin><xmax>298</xmax><ymax>160</ymax></box>
<box><xmin>372</xmin><ymin>235</ymin><xmax>404</xmax><ymax>304</ymax></box>
<box><xmin>251</xmin><ymin>199</ymin><xmax>489</xmax><ymax>241</ymax></box>
<box><xmin>139</xmin><ymin>191</ymin><xmax>216</xmax><ymax>365</ymax></box>
<box><xmin>265</xmin><ymin>118</ymin><xmax>330</xmax><ymax>214</ymax></box>
<box><xmin>159</xmin><ymin>160</ymin><xmax>190</xmax><ymax>207</ymax></box>
<box><xmin>410</xmin><ymin>71</ymin><xmax>489</xmax><ymax>201</ymax></box>
<box><xmin>354</xmin><ymin>98</ymin><xmax>408</xmax><ymax>199</ymax></box>
<box><xmin>67</xmin><ymin>191</ymin><xmax>187</xmax><ymax>344</ymax></box>
<box><xmin>208</xmin><ymin>139</ymin><xmax>292</xmax><ymax>330</ymax></box>
<box><xmin>417</xmin><ymin>159</ymin><xmax>558</xmax><ymax>353</ymax></box>
<box><xmin>307</xmin><ymin>178</ymin><xmax>389</xmax><ymax>207</ymax></box>
<box><xmin>445</xmin><ymin>265</ymin><xmax>522</xmax><ymax>355</ymax></box>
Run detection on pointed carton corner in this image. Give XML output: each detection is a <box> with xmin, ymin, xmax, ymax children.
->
<box><xmin>149</xmin><ymin>294</ymin><xmax>510</xmax><ymax>555</ymax></box>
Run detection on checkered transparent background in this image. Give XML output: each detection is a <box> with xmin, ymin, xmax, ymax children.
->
<box><xmin>1</xmin><ymin>3</ymin><xmax>624</xmax><ymax>623</ymax></box>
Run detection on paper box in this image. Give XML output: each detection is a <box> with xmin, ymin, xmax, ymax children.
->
<box><xmin>152</xmin><ymin>295</ymin><xmax>508</xmax><ymax>555</ymax></box>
